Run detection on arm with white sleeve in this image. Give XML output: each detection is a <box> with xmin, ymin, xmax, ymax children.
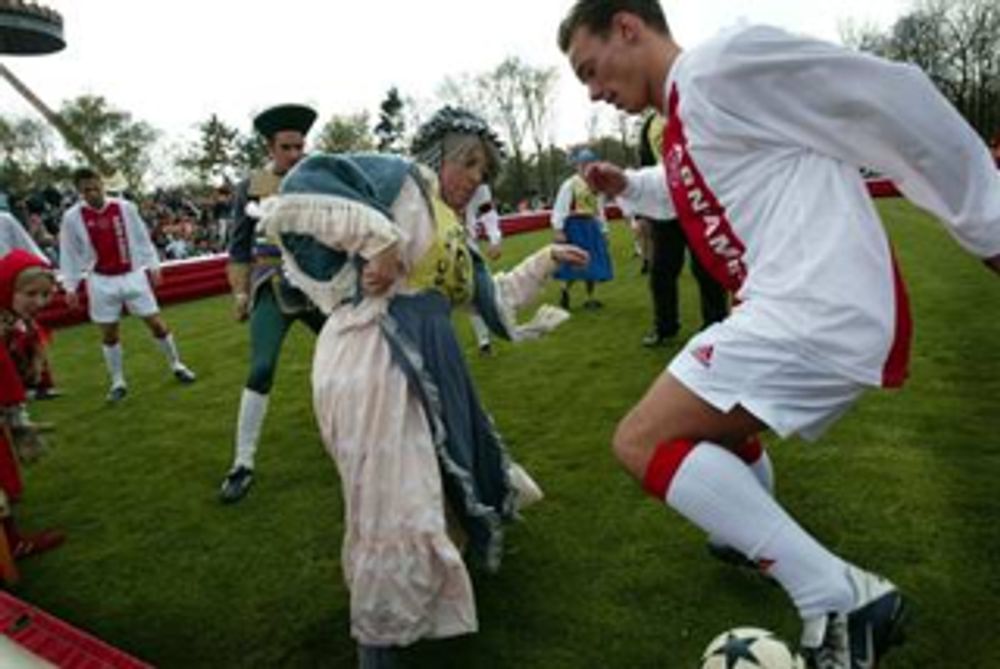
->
<box><xmin>595</xmin><ymin>192</ymin><xmax>609</xmax><ymax>233</ymax></box>
<box><xmin>57</xmin><ymin>208</ymin><xmax>89</xmax><ymax>294</ymax></box>
<box><xmin>550</xmin><ymin>179</ymin><xmax>574</xmax><ymax>232</ymax></box>
<box><xmin>122</xmin><ymin>199</ymin><xmax>161</xmax><ymax>272</ymax></box>
<box><xmin>703</xmin><ymin>25</ymin><xmax>1000</xmax><ymax>263</ymax></box>
<box><xmin>619</xmin><ymin>165</ymin><xmax>677</xmax><ymax>221</ymax></box>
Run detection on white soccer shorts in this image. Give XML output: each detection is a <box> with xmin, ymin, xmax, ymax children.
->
<box><xmin>86</xmin><ymin>269</ymin><xmax>160</xmax><ymax>324</ymax></box>
<box><xmin>668</xmin><ymin>321</ymin><xmax>868</xmax><ymax>441</ymax></box>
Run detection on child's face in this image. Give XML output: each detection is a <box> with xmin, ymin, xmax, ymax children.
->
<box><xmin>13</xmin><ymin>274</ymin><xmax>54</xmax><ymax>319</ymax></box>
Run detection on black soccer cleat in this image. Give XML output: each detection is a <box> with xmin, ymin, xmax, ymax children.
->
<box><xmin>800</xmin><ymin>567</ymin><xmax>908</xmax><ymax>669</ymax></box>
<box><xmin>173</xmin><ymin>365</ymin><xmax>197</xmax><ymax>384</ymax></box>
<box><xmin>106</xmin><ymin>384</ymin><xmax>128</xmax><ymax>403</ymax></box>
<box><xmin>219</xmin><ymin>465</ymin><xmax>254</xmax><ymax>504</ymax></box>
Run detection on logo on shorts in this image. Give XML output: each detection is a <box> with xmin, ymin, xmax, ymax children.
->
<box><xmin>692</xmin><ymin>344</ymin><xmax>714</xmax><ymax>368</ymax></box>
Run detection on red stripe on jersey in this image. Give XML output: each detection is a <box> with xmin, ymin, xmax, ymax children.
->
<box><xmin>881</xmin><ymin>250</ymin><xmax>912</xmax><ymax>387</ymax></box>
<box><xmin>81</xmin><ymin>202</ymin><xmax>132</xmax><ymax>275</ymax></box>
<box><xmin>663</xmin><ymin>84</ymin><xmax>746</xmax><ymax>293</ymax></box>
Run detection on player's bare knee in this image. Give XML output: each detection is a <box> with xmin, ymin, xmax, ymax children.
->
<box><xmin>611</xmin><ymin>418</ymin><xmax>646</xmax><ymax>478</ymax></box>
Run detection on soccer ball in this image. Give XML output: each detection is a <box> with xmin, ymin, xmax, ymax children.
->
<box><xmin>700</xmin><ymin>627</ymin><xmax>805</xmax><ymax>669</ymax></box>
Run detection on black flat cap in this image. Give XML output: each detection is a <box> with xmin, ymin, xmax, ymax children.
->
<box><xmin>253</xmin><ymin>104</ymin><xmax>317</xmax><ymax>139</ymax></box>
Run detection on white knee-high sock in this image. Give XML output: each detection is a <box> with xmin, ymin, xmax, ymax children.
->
<box><xmin>662</xmin><ymin>441</ymin><xmax>853</xmax><ymax>619</ymax></box>
<box><xmin>234</xmin><ymin>388</ymin><xmax>269</xmax><ymax>470</ymax></box>
<box><xmin>708</xmin><ymin>439</ymin><xmax>774</xmax><ymax>548</ymax></box>
<box><xmin>747</xmin><ymin>448</ymin><xmax>774</xmax><ymax>493</ymax></box>
<box><xmin>155</xmin><ymin>333</ymin><xmax>182</xmax><ymax>369</ymax></box>
<box><xmin>102</xmin><ymin>343</ymin><xmax>125</xmax><ymax>387</ymax></box>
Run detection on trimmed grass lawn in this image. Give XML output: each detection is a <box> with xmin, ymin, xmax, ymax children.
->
<box><xmin>16</xmin><ymin>200</ymin><xmax>1000</xmax><ymax>667</ymax></box>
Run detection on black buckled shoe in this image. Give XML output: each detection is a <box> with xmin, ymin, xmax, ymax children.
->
<box><xmin>219</xmin><ymin>466</ymin><xmax>254</xmax><ymax>504</ymax></box>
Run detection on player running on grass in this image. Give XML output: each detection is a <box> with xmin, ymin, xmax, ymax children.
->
<box><xmin>558</xmin><ymin>1</ymin><xmax>1000</xmax><ymax>667</ymax></box>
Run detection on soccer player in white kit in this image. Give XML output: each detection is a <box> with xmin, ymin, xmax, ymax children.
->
<box><xmin>558</xmin><ymin>2</ymin><xmax>1000</xmax><ymax>667</ymax></box>
<box><xmin>60</xmin><ymin>168</ymin><xmax>196</xmax><ymax>402</ymax></box>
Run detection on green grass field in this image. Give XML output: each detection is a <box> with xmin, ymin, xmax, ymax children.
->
<box><xmin>15</xmin><ymin>200</ymin><xmax>1000</xmax><ymax>668</ymax></box>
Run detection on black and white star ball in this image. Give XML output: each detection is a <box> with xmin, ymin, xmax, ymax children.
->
<box><xmin>700</xmin><ymin>627</ymin><xmax>805</xmax><ymax>669</ymax></box>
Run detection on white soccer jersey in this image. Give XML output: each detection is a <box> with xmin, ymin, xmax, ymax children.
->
<box><xmin>622</xmin><ymin>25</ymin><xmax>1000</xmax><ymax>387</ymax></box>
<box><xmin>59</xmin><ymin>197</ymin><xmax>161</xmax><ymax>293</ymax></box>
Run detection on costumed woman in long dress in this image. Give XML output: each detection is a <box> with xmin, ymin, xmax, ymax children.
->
<box><xmin>551</xmin><ymin>147</ymin><xmax>614</xmax><ymax>310</ymax></box>
<box><xmin>0</xmin><ymin>249</ymin><xmax>65</xmax><ymax>563</ymax></box>
<box><xmin>261</xmin><ymin>106</ymin><xmax>589</xmax><ymax>667</ymax></box>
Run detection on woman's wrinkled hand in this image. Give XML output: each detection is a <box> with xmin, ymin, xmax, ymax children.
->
<box><xmin>550</xmin><ymin>243</ymin><xmax>590</xmax><ymax>268</ymax></box>
<box><xmin>362</xmin><ymin>244</ymin><xmax>403</xmax><ymax>296</ymax></box>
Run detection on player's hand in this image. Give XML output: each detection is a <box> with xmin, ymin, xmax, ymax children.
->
<box><xmin>486</xmin><ymin>243</ymin><xmax>502</xmax><ymax>261</ymax></box>
<box><xmin>148</xmin><ymin>268</ymin><xmax>163</xmax><ymax>287</ymax></box>
<box><xmin>550</xmin><ymin>244</ymin><xmax>590</xmax><ymax>268</ymax></box>
<box><xmin>362</xmin><ymin>244</ymin><xmax>402</xmax><ymax>296</ymax></box>
<box><xmin>985</xmin><ymin>253</ymin><xmax>1000</xmax><ymax>276</ymax></box>
<box><xmin>64</xmin><ymin>291</ymin><xmax>80</xmax><ymax>310</ymax></box>
<box><xmin>583</xmin><ymin>161</ymin><xmax>627</xmax><ymax>197</ymax></box>
<box><xmin>233</xmin><ymin>293</ymin><xmax>250</xmax><ymax>322</ymax></box>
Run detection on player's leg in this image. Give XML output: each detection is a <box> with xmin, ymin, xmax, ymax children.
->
<box><xmin>220</xmin><ymin>286</ymin><xmax>293</xmax><ymax>503</ymax></box>
<box><xmin>88</xmin><ymin>275</ymin><xmax>128</xmax><ymax>401</ymax></box>
<box><xmin>129</xmin><ymin>271</ymin><xmax>196</xmax><ymax>383</ymax></box>
<box><xmin>97</xmin><ymin>322</ymin><xmax>127</xmax><ymax>401</ymax></box>
<box><xmin>617</xmin><ymin>326</ymin><xmax>906</xmax><ymax>667</ymax></box>
<box><xmin>139</xmin><ymin>312</ymin><xmax>196</xmax><ymax>383</ymax></box>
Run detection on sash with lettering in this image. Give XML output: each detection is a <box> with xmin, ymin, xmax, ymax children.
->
<box><xmin>662</xmin><ymin>84</ymin><xmax>745</xmax><ymax>293</ymax></box>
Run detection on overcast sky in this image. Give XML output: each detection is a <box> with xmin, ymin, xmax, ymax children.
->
<box><xmin>1</xmin><ymin>0</ymin><xmax>910</xmax><ymax>158</ymax></box>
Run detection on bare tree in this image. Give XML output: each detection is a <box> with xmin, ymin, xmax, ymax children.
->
<box><xmin>846</xmin><ymin>0</ymin><xmax>1000</xmax><ymax>138</ymax></box>
<box><xmin>439</xmin><ymin>57</ymin><xmax>559</xmax><ymax>202</ymax></box>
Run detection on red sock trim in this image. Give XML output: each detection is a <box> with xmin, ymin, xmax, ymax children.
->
<box><xmin>732</xmin><ymin>436</ymin><xmax>764</xmax><ymax>465</ymax></box>
<box><xmin>642</xmin><ymin>439</ymin><xmax>697</xmax><ymax>499</ymax></box>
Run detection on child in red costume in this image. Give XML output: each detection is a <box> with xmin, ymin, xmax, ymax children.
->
<box><xmin>0</xmin><ymin>249</ymin><xmax>65</xmax><ymax>559</ymax></box>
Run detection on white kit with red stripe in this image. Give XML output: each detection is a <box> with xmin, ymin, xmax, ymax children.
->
<box><xmin>59</xmin><ymin>196</ymin><xmax>161</xmax><ymax>294</ymax></box>
<box><xmin>622</xmin><ymin>24</ymin><xmax>1000</xmax><ymax>388</ymax></box>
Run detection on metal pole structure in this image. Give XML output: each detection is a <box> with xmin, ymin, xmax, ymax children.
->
<box><xmin>0</xmin><ymin>62</ymin><xmax>115</xmax><ymax>177</ymax></box>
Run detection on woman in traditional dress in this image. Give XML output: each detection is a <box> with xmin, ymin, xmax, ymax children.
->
<box><xmin>550</xmin><ymin>147</ymin><xmax>614</xmax><ymax>310</ymax></box>
<box><xmin>261</xmin><ymin>107</ymin><xmax>588</xmax><ymax>667</ymax></box>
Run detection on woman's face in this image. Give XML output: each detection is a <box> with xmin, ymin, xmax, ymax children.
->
<box><xmin>439</xmin><ymin>141</ymin><xmax>488</xmax><ymax>212</ymax></box>
<box><xmin>12</xmin><ymin>274</ymin><xmax>54</xmax><ymax>319</ymax></box>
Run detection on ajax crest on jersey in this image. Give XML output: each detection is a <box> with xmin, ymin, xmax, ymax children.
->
<box><xmin>700</xmin><ymin>627</ymin><xmax>805</xmax><ymax>669</ymax></box>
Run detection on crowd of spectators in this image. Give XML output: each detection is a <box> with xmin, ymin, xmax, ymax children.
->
<box><xmin>1</xmin><ymin>184</ymin><xmax>233</xmax><ymax>268</ymax></box>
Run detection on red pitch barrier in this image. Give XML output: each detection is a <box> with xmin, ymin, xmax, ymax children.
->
<box><xmin>0</xmin><ymin>591</ymin><xmax>152</xmax><ymax>668</ymax></box>
<box><xmin>38</xmin><ymin>254</ymin><xmax>230</xmax><ymax>329</ymax></box>
<box><xmin>36</xmin><ymin>179</ymin><xmax>901</xmax><ymax>329</ymax></box>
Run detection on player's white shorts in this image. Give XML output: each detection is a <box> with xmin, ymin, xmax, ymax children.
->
<box><xmin>668</xmin><ymin>321</ymin><xmax>867</xmax><ymax>441</ymax></box>
<box><xmin>86</xmin><ymin>269</ymin><xmax>160</xmax><ymax>324</ymax></box>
